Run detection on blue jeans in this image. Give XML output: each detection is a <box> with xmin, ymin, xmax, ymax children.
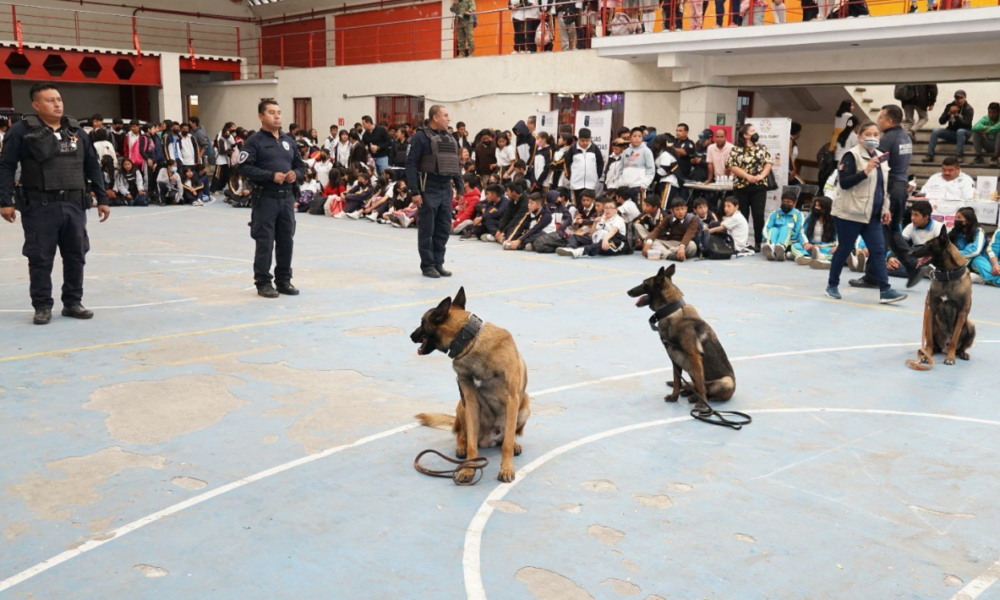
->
<box><xmin>829</xmin><ymin>216</ymin><xmax>891</xmax><ymax>293</ymax></box>
<box><xmin>927</xmin><ymin>128</ymin><xmax>971</xmax><ymax>157</ymax></box>
<box><xmin>374</xmin><ymin>156</ymin><xmax>389</xmax><ymax>176</ymax></box>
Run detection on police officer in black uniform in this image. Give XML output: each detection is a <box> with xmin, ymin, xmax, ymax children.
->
<box><xmin>0</xmin><ymin>83</ymin><xmax>110</xmax><ymax>325</ymax></box>
<box><xmin>237</xmin><ymin>99</ymin><xmax>307</xmax><ymax>298</ymax></box>
<box><xmin>405</xmin><ymin>105</ymin><xmax>464</xmax><ymax>278</ymax></box>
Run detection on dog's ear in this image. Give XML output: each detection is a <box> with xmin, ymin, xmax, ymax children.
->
<box><xmin>657</xmin><ymin>266</ymin><xmax>665</xmax><ymax>277</ymax></box>
<box><xmin>430</xmin><ymin>297</ymin><xmax>452</xmax><ymax>324</ymax></box>
<box><xmin>664</xmin><ymin>264</ymin><xmax>677</xmax><ymax>278</ymax></box>
<box><xmin>938</xmin><ymin>226</ymin><xmax>950</xmax><ymax>244</ymax></box>
<box><xmin>453</xmin><ymin>286</ymin><xmax>467</xmax><ymax>310</ymax></box>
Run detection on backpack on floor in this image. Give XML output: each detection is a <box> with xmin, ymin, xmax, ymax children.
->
<box><xmin>309</xmin><ymin>194</ymin><xmax>327</xmax><ymax>215</ymax></box>
<box><xmin>531</xmin><ymin>231</ymin><xmax>567</xmax><ymax>253</ymax></box>
<box><xmin>705</xmin><ymin>233</ymin><xmax>735</xmax><ymax>260</ymax></box>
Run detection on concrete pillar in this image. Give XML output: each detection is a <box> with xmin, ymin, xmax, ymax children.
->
<box><xmin>678</xmin><ymin>86</ymin><xmax>738</xmax><ymax>133</ymax></box>
<box><xmin>158</xmin><ymin>52</ymin><xmax>184</xmax><ymax>122</ymax></box>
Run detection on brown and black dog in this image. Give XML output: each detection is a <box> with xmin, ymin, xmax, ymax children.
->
<box><xmin>627</xmin><ymin>265</ymin><xmax>736</xmax><ymax>412</ymax></box>
<box><xmin>411</xmin><ymin>287</ymin><xmax>531</xmax><ymax>483</ymax></box>
<box><xmin>908</xmin><ymin>227</ymin><xmax>976</xmax><ymax>369</ymax></box>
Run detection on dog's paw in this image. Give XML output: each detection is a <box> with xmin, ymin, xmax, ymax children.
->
<box><xmin>455</xmin><ymin>467</ymin><xmax>477</xmax><ymax>484</ymax></box>
<box><xmin>664</xmin><ymin>393</ymin><xmax>680</xmax><ymax>403</ymax></box>
<box><xmin>513</xmin><ymin>443</ymin><xmax>522</xmax><ymax>457</ymax></box>
<box><xmin>498</xmin><ymin>466</ymin><xmax>516</xmax><ymax>483</ymax></box>
<box><xmin>958</xmin><ymin>351</ymin><xmax>970</xmax><ymax>361</ymax></box>
<box><xmin>945</xmin><ymin>354</ymin><xmax>956</xmax><ymax>366</ymax></box>
<box><xmin>693</xmin><ymin>402</ymin><xmax>712</xmax><ymax>415</ymax></box>
<box><xmin>455</xmin><ymin>448</ymin><xmax>467</xmax><ymax>460</ymax></box>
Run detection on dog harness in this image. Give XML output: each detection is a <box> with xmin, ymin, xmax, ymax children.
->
<box><xmin>929</xmin><ymin>264</ymin><xmax>967</xmax><ymax>283</ymax></box>
<box><xmin>448</xmin><ymin>314</ymin><xmax>484</xmax><ymax>359</ymax></box>
<box><xmin>648</xmin><ymin>300</ymin><xmax>686</xmax><ymax>332</ymax></box>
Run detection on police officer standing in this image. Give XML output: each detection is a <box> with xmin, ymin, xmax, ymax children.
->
<box><xmin>0</xmin><ymin>83</ymin><xmax>110</xmax><ymax>325</ymax></box>
<box><xmin>237</xmin><ymin>99</ymin><xmax>307</xmax><ymax>298</ymax></box>
<box><xmin>405</xmin><ymin>105</ymin><xmax>464</xmax><ymax>279</ymax></box>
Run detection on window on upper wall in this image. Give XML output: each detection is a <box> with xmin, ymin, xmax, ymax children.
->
<box><xmin>551</xmin><ymin>92</ymin><xmax>625</xmax><ymax>136</ymax></box>
<box><xmin>376</xmin><ymin>95</ymin><xmax>425</xmax><ymax>128</ymax></box>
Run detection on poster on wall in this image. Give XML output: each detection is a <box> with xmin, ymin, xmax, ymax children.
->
<box><xmin>535</xmin><ymin>111</ymin><xmax>560</xmax><ymax>138</ymax></box>
<box><xmin>975</xmin><ymin>175</ymin><xmax>998</xmax><ymax>200</ymax></box>
<box><xmin>746</xmin><ymin>117</ymin><xmax>791</xmax><ymax>216</ymax></box>
<box><xmin>574</xmin><ymin>110</ymin><xmax>613</xmax><ymax>161</ymax></box>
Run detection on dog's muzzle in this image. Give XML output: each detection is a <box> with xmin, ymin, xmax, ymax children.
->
<box><xmin>411</xmin><ymin>327</ymin><xmax>435</xmax><ymax>356</ymax></box>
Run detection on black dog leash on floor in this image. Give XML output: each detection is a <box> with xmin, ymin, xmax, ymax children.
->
<box><xmin>414</xmin><ymin>449</ymin><xmax>489</xmax><ymax>486</ymax></box>
<box><xmin>671</xmin><ymin>376</ymin><xmax>752</xmax><ymax>431</ymax></box>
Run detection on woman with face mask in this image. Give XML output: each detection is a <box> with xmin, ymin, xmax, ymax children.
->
<box><xmin>825</xmin><ymin>122</ymin><xmax>907</xmax><ymax>304</ymax></box>
<box><xmin>725</xmin><ymin>123</ymin><xmax>773</xmax><ymax>252</ymax></box>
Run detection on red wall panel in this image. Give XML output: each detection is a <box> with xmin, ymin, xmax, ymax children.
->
<box><xmin>335</xmin><ymin>3</ymin><xmax>441</xmax><ymax>66</ymax></box>
<box><xmin>262</xmin><ymin>18</ymin><xmax>327</xmax><ymax>68</ymax></box>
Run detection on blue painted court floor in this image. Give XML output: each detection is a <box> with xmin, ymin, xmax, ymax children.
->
<box><xmin>2</xmin><ymin>200</ymin><xmax>1000</xmax><ymax>600</ymax></box>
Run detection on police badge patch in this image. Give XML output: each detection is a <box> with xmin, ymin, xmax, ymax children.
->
<box><xmin>282</xmin><ymin>141</ymin><xmax>290</xmax><ymax>151</ymax></box>
<box><xmin>238</xmin><ymin>151</ymin><xmax>249</xmax><ymax>163</ymax></box>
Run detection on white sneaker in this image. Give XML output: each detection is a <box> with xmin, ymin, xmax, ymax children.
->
<box><xmin>795</xmin><ymin>255</ymin><xmax>812</xmax><ymax>266</ymax></box>
<box><xmin>971</xmin><ymin>273</ymin><xmax>986</xmax><ymax>285</ymax></box>
<box><xmin>856</xmin><ymin>252</ymin><xmax>867</xmax><ymax>272</ymax></box>
<box><xmin>570</xmin><ymin>247</ymin><xmax>585</xmax><ymax>259</ymax></box>
<box><xmin>399</xmin><ymin>214</ymin><xmax>412</xmax><ymax>228</ymax></box>
<box><xmin>774</xmin><ymin>245</ymin><xmax>786</xmax><ymax>262</ymax></box>
<box><xmin>762</xmin><ymin>244</ymin><xmax>775</xmax><ymax>261</ymax></box>
<box><xmin>556</xmin><ymin>247</ymin><xmax>575</xmax><ymax>257</ymax></box>
<box><xmin>333</xmin><ymin>212</ymin><xmax>347</xmax><ymax>219</ymax></box>
<box><xmin>365</xmin><ymin>213</ymin><xmax>379</xmax><ymax>222</ymax></box>
<box><xmin>346</xmin><ymin>211</ymin><xmax>361</xmax><ymax>220</ymax></box>
<box><xmin>847</xmin><ymin>253</ymin><xmax>858</xmax><ymax>271</ymax></box>
<box><xmin>192</xmin><ymin>199</ymin><xmax>204</xmax><ymax>206</ymax></box>
<box><xmin>482</xmin><ymin>234</ymin><xmax>496</xmax><ymax>242</ymax></box>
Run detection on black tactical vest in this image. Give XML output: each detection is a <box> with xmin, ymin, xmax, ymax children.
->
<box><xmin>19</xmin><ymin>115</ymin><xmax>86</xmax><ymax>192</ymax></box>
<box><xmin>417</xmin><ymin>128</ymin><xmax>462</xmax><ymax>177</ymax></box>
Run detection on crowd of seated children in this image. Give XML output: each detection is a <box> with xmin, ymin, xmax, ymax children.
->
<box><xmin>706</xmin><ymin>196</ymin><xmax>752</xmax><ymax>256</ymax></box>
<box><xmin>111</xmin><ymin>157</ymin><xmax>147</xmax><ymax>207</ymax></box>
<box><xmin>790</xmin><ymin>195</ymin><xmax>837</xmax><ymax>269</ymax></box>
<box><xmin>642</xmin><ymin>199</ymin><xmax>699</xmax><ymax>261</ymax></box>
<box><xmin>504</xmin><ymin>193</ymin><xmax>556</xmax><ymax>251</ymax></box>
<box><xmin>557</xmin><ymin>195</ymin><xmax>628</xmax><ymax>259</ymax></box>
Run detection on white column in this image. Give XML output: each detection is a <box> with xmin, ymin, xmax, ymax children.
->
<box><xmin>678</xmin><ymin>86</ymin><xmax>738</xmax><ymax>132</ymax></box>
<box><xmin>157</xmin><ymin>52</ymin><xmax>184</xmax><ymax>122</ymax></box>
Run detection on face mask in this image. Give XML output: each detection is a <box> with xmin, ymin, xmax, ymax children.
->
<box><xmin>172</xmin><ymin>130</ymin><xmax>180</xmax><ymax>135</ymax></box>
<box><xmin>171</xmin><ymin>167</ymin><xmax>178</xmax><ymax>173</ymax></box>
<box><xmin>862</xmin><ymin>138</ymin><xmax>879</xmax><ymax>151</ymax></box>
<box><xmin>181</xmin><ymin>131</ymin><xmax>189</xmax><ymax>137</ymax></box>
<box><xmin>750</xmin><ymin>133</ymin><xmax>760</xmax><ymax>144</ymax></box>
<box><xmin>780</xmin><ymin>205</ymin><xmax>793</xmax><ymax>214</ymax></box>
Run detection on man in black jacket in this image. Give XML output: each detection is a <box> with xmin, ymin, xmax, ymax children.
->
<box><xmin>924</xmin><ymin>90</ymin><xmax>974</xmax><ymax>163</ymax></box>
<box><xmin>361</xmin><ymin>115</ymin><xmax>393</xmax><ymax>175</ymax></box>
<box><xmin>897</xmin><ymin>83</ymin><xmax>937</xmax><ymax>138</ymax></box>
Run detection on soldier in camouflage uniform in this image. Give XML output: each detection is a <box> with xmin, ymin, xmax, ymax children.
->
<box><xmin>451</xmin><ymin>0</ymin><xmax>477</xmax><ymax>57</ymax></box>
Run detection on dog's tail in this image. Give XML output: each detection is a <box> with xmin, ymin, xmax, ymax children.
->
<box><xmin>415</xmin><ymin>413</ymin><xmax>456</xmax><ymax>430</ymax></box>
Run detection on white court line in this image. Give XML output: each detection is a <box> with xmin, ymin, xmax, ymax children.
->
<box><xmin>0</xmin><ymin>297</ymin><xmax>213</xmax><ymax>313</ymax></box>
<box><xmin>462</xmin><ymin>405</ymin><xmax>1000</xmax><ymax>600</ymax></box>
<box><xmin>0</xmin><ymin>340</ymin><xmax>996</xmax><ymax>594</ymax></box>
<box><xmin>950</xmin><ymin>557</ymin><xmax>1000</xmax><ymax>600</ymax></box>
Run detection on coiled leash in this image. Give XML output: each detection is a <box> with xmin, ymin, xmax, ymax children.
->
<box><xmin>670</xmin><ymin>376</ymin><xmax>752</xmax><ymax>431</ymax></box>
<box><xmin>413</xmin><ymin>449</ymin><xmax>489</xmax><ymax>486</ymax></box>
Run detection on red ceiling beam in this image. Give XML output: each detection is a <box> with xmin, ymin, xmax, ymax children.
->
<box><xmin>0</xmin><ymin>45</ymin><xmax>161</xmax><ymax>86</ymax></box>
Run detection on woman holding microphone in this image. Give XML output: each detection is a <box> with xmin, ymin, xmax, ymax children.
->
<box><xmin>825</xmin><ymin>121</ymin><xmax>907</xmax><ymax>304</ymax></box>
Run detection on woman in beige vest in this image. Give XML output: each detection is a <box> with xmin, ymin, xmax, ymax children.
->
<box><xmin>826</xmin><ymin>122</ymin><xmax>908</xmax><ymax>305</ymax></box>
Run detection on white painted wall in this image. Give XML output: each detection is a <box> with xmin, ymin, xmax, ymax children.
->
<box><xmin>184</xmin><ymin>80</ymin><xmax>279</xmax><ymax>138</ymax></box>
<box><xmin>273</xmin><ymin>50</ymin><xmax>681</xmax><ymax>134</ymax></box>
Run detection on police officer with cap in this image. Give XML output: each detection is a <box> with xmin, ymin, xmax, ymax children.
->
<box><xmin>0</xmin><ymin>83</ymin><xmax>111</xmax><ymax>325</ymax></box>
<box><xmin>238</xmin><ymin>99</ymin><xmax>307</xmax><ymax>298</ymax></box>
<box><xmin>405</xmin><ymin>104</ymin><xmax>464</xmax><ymax>278</ymax></box>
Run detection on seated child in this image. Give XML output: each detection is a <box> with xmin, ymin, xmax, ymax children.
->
<box><xmin>791</xmin><ymin>195</ymin><xmax>837</xmax><ymax>269</ymax></box>
<box><xmin>495</xmin><ymin>180</ymin><xmax>529</xmax><ymax>244</ymax></box>
<box><xmin>951</xmin><ymin>207</ymin><xmax>999</xmax><ymax>286</ymax></box>
<box><xmin>338</xmin><ymin>170</ymin><xmax>376</xmax><ymax>219</ymax></box>
<box><xmin>566</xmin><ymin>190</ymin><xmax>599</xmax><ymax>238</ymax></box>
<box><xmin>113</xmin><ymin>158</ymin><xmax>146</xmax><ymax>206</ymax></box>
<box><xmin>692</xmin><ymin>197</ymin><xmax>721</xmax><ymax>257</ymax></box>
<box><xmin>887</xmin><ymin>200</ymin><xmax>942</xmax><ymax>281</ymax></box>
<box><xmin>504</xmin><ymin>193</ymin><xmax>554</xmax><ymax>251</ymax></box>
<box><xmin>464</xmin><ymin>184</ymin><xmax>508</xmax><ymax>241</ymax></box>
<box><xmin>156</xmin><ymin>159</ymin><xmax>183</xmax><ymax>205</ymax></box>
<box><xmin>225</xmin><ymin>172</ymin><xmax>252</xmax><ymax>208</ymax></box>
<box><xmin>557</xmin><ymin>197</ymin><xmax>628</xmax><ymax>259</ymax></box>
<box><xmin>296</xmin><ymin>169</ymin><xmax>322</xmax><ymax>213</ymax></box>
<box><xmin>452</xmin><ymin>174</ymin><xmax>482</xmax><ymax>235</ymax></box>
<box><xmin>615</xmin><ymin>187</ymin><xmax>642</xmax><ymax>223</ymax></box>
<box><xmin>350</xmin><ymin>172</ymin><xmax>393</xmax><ymax>220</ymax></box>
<box><xmin>761</xmin><ymin>191</ymin><xmax>804</xmax><ymax>262</ymax></box>
<box><xmin>181</xmin><ymin>166</ymin><xmax>205</xmax><ymax>206</ymax></box>
<box><xmin>193</xmin><ymin>164</ymin><xmax>211</xmax><ymax>202</ymax></box>
<box><xmin>707</xmin><ymin>196</ymin><xmax>752</xmax><ymax>256</ymax></box>
<box><xmin>643</xmin><ymin>199</ymin><xmax>699</xmax><ymax>261</ymax></box>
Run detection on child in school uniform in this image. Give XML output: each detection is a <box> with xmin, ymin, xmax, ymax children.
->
<box><xmin>504</xmin><ymin>193</ymin><xmax>555</xmax><ymax>251</ymax></box>
<box><xmin>557</xmin><ymin>198</ymin><xmax>628</xmax><ymax>259</ymax></box>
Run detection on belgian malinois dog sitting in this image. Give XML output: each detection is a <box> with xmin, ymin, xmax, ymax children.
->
<box><xmin>411</xmin><ymin>287</ymin><xmax>531</xmax><ymax>483</ymax></box>
<box><xmin>627</xmin><ymin>265</ymin><xmax>736</xmax><ymax>412</ymax></box>
<box><xmin>908</xmin><ymin>227</ymin><xmax>976</xmax><ymax>369</ymax></box>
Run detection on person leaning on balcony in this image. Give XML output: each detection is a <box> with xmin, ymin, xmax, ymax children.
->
<box><xmin>451</xmin><ymin>0</ymin><xmax>477</xmax><ymax>57</ymax></box>
<box><xmin>510</xmin><ymin>0</ymin><xmax>541</xmax><ymax>53</ymax></box>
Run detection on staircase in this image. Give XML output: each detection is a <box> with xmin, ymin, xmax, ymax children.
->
<box><xmin>849</xmin><ymin>86</ymin><xmax>1000</xmax><ymax>185</ymax></box>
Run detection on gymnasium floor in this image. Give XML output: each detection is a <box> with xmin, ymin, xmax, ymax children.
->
<box><xmin>2</xmin><ymin>200</ymin><xmax>1000</xmax><ymax>600</ymax></box>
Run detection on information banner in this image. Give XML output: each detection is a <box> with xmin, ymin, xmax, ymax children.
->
<box><xmin>574</xmin><ymin>110</ymin><xmax>613</xmax><ymax>161</ymax></box>
<box><xmin>535</xmin><ymin>111</ymin><xmax>559</xmax><ymax>138</ymax></box>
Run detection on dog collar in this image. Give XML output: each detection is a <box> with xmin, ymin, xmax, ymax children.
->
<box><xmin>929</xmin><ymin>264</ymin><xmax>967</xmax><ymax>282</ymax></box>
<box><xmin>648</xmin><ymin>300</ymin><xmax>686</xmax><ymax>332</ymax></box>
<box><xmin>448</xmin><ymin>314</ymin><xmax>484</xmax><ymax>359</ymax></box>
